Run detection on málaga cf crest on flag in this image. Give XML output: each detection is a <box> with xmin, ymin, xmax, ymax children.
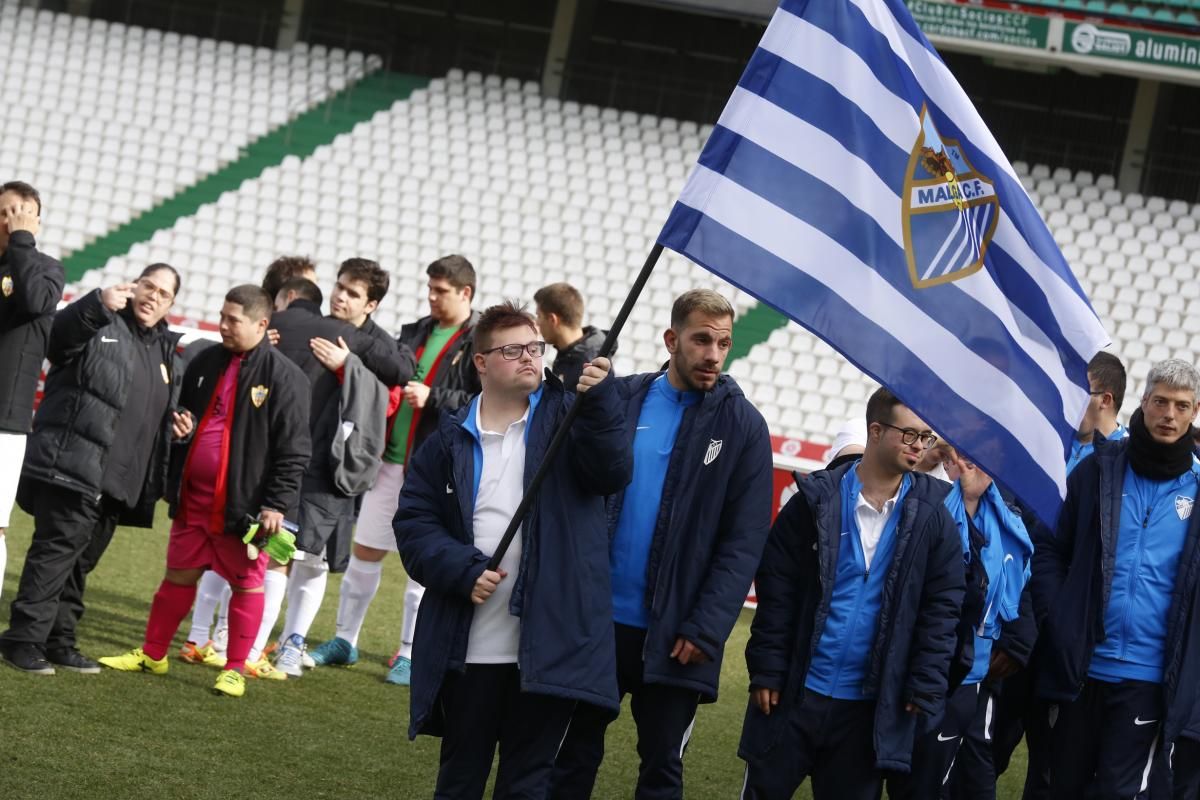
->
<box><xmin>904</xmin><ymin>107</ymin><xmax>998</xmax><ymax>289</ymax></box>
<box><xmin>657</xmin><ymin>0</ymin><xmax>1110</xmax><ymax>526</ymax></box>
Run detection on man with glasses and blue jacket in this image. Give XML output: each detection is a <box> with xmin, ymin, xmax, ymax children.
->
<box><xmin>738</xmin><ymin>388</ymin><xmax>964</xmax><ymax>800</ymax></box>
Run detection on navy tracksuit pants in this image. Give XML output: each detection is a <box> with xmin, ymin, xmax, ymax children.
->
<box><xmin>886</xmin><ymin>681</ymin><xmax>980</xmax><ymax>800</ymax></box>
<box><xmin>944</xmin><ymin>682</ymin><xmax>1001</xmax><ymax>800</ymax></box>
<box><xmin>1048</xmin><ymin>678</ymin><xmax>1164</xmax><ymax>800</ymax></box>
<box><xmin>1151</xmin><ymin>735</ymin><xmax>1200</xmax><ymax>800</ymax></box>
<box><xmin>550</xmin><ymin>623</ymin><xmax>701</xmax><ymax>800</ymax></box>
<box><xmin>741</xmin><ymin>688</ymin><xmax>882</xmax><ymax>800</ymax></box>
<box><xmin>989</xmin><ymin>659</ymin><xmax>1052</xmax><ymax>800</ymax></box>
<box><xmin>433</xmin><ymin>664</ymin><xmax>575</xmax><ymax>800</ymax></box>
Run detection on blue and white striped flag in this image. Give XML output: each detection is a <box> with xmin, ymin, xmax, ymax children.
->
<box><xmin>658</xmin><ymin>0</ymin><xmax>1109</xmax><ymax>526</ymax></box>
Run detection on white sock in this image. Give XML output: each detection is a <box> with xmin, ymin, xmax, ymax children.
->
<box><xmin>187</xmin><ymin>571</ymin><xmax>230</xmax><ymax>645</ymax></box>
<box><xmin>216</xmin><ymin>582</ymin><xmax>232</xmax><ymax>628</ymax></box>
<box><xmin>248</xmin><ymin>570</ymin><xmax>288</xmax><ymax>663</ymax></box>
<box><xmin>399</xmin><ymin>576</ymin><xmax>426</xmax><ymax>660</ymax></box>
<box><xmin>281</xmin><ymin>559</ymin><xmax>329</xmax><ymax>643</ymax></box>
<box><xmin>213</xmin><ymin>582</ymin><xmax>233</xmax><ymax>654</ymax></box>
<box><xmin>0</xmin><ymin>534</ymin><xmax>6</xmax><ymax>606</ymax></box>
<box><xmin>334</xmin><ymin>556</ymin><xmax>383</xmax><ymax>647</ymax></box>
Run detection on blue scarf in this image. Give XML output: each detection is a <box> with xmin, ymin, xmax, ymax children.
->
<box><xmin>944</xmin><ymin>481</ymin><xmax>1033</xmax><ymax>637</ymax></box>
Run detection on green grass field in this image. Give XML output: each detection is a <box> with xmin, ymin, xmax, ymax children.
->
<box><xmin>0</xmin><ymin>507</ymin><xmax>1027</xmax><ymax>799</ymax></box>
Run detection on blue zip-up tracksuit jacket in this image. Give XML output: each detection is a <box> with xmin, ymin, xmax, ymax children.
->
<box><xmin>1088</xmin><ymin>463</ymin><xmax>1197</xmax><ymax>683</ymax></box>
<box><xmin>608</xmin><ymin>371</ymin><xmax>774</xmax><ymax>701</ymax></box>
<box><xmin>393</xmin><ymin>371</ymin><xmax>632</xmax><ymax>739</ymax></box>
<box><xmin>1030</xmin><ymin>437</ymin><xmax>1200</xmax><ymax>753</ymax></box>
<box><xmin>804</xmin><ymin>469</ymin><xmax>913</xmax><ymax>699</ymax></box>
<box><xmin>740</xmin><ymin>462</ymin><xmax>965</xmax><ymax>772</ymax></box>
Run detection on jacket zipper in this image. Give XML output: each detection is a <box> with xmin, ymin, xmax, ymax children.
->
<box><xmin>827</xmin><ymin>547</ymin><xmax>871</xmax><ymax>693</ymax></box>
<box><xmin>1119</xmin><ymin>500</ymin><xmax>1154</xmax><ymax>661</ymax></box>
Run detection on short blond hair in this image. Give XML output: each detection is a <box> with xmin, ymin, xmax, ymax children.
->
<box><xmin>670</xmin><ymin>289</ymin><xmax>735</xmax><ymax>329</ymax></box>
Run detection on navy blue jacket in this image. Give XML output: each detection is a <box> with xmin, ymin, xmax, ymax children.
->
<box><xmin>610</xmin><ymin>372</ymin><xmax>773</xmax><ymax>700</ymax></box>
<box><xmin>740</xmin><ymin>463</ymin><xmax>965</xmax><ymax>772</ymax></box>
<box><xmin>1030</xmin><ymin>438</ymin><xmax>1200</xmax><ymax>748</ymax></box>
<box><xmin>394</xmin><ymin>371</ymin><xmax>632</xmax><ymax>739</ymax></box>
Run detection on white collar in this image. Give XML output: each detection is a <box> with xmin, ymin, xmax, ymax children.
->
<box><xmin>856</xmin><ymin>484</ymin><xmax>902</xmax><ymax>516</ymax></box>
<box><xmin>475</xmin><ymin>401</ymin><xmax>529</xmax><ymax>437</ymax></box>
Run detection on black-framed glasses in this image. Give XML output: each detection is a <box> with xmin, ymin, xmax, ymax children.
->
<box><xmin>479</xmin><ymin>340</ymin><xmax>547</xmax><ymax>360</ymax></box>
<box><xmin>1088</xmin><ymin>390</ymin><xmax>1107</xmax><ymax>396</ymax></box>
<box><xmin>879</xmin><ymin>422</ymin><xmax>938</xmax><ymax>449</ymax></box>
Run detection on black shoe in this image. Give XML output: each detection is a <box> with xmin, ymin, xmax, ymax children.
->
<box><xmin>0</xmin><ymin>642</ymin><xmax>56</xmax><ymax>675</ymax></box>
<box><xmin>46</xmin><ymin>646</ymin><xmax>101</xmax><ymax>674</ymax></box>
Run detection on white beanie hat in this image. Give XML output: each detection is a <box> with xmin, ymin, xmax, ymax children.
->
<box><xmin>825</xmin><ymin>417</ymin><xmax>867</xmax><ymax>462</ymax></box>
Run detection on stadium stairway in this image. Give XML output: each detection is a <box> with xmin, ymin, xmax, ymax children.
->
<box><xmin>61</xmin><ymin>72</ymin><xmax>429</xmax><ymax>282</ymax></box>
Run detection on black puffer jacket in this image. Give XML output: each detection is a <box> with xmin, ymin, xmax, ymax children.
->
<box><xmin>395</xmin><ymin>312</ymin><xmax>480</xmax><ymax>454</ymax></box>
<box><xmin>167</xmin><ymin>338</ymin><xmax>312</xmax><ymax>533</ymax></box>
<box><xmin>0</xmin><ymin>230</ymin><xmax>65</xmax><ymax>433</ymax></box>
<box><xmin>272</xmin><ymin>300</ymin><xmax>412</xmax><ymax>491</ymax></box>
<box><xmin>550</xmin><ymin>326</ymin><xmax>613</xmax><ymax>390</ymax></box>
<box><xmin>20</xmin><ymin>290</ymin><xmax>181</xmax><ymax>527</ymax></box>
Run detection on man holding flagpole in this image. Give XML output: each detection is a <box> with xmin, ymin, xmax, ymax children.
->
<box><xmin>394</xmin><ymin>301</ymin><xmax>630</xmax><ymax>799</ymax></box>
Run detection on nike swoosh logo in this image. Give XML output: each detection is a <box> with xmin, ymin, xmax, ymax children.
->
<box><xmin>937</xmin><ymin>733</ymin><xmax>959</xmax><ymax>742</ymax></box>
<box><xmin>636</xmin><ymin>426</ymin><xmax>650</xmax><ymax>430</ymax></box>
<box><xmin>445</xmin><ymin>483</ymin><xmax>454</xmax><ymax>494</ymax></box>
<box><xmin>840</xmin><ymin>531</ymin><xmax>850</xmax><ymax>537</ymax></box>
<box><xmin>1003</xmin><ymin>554</ymin><xmax>1015</xmax><ymax>564</ymax></box>
<box><xmin>101</xmin><ymin>336</ymin><xmax>118</xmax><ymax>343</ymax></box>
<box><xmin>1134</xmin><ymin>717</ymin><xmax>1158</xmax><ymax>726</ymax></box>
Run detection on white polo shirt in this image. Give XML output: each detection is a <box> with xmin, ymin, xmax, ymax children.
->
<box><xmin>855</xmin><ymin>487</ymin><xmax>901</xmax><ymax>569</ymax></box>
<box><xmin>465</xmin><ymin>402</ymin><xmax>528</xmax><ymax>665</ymax></box>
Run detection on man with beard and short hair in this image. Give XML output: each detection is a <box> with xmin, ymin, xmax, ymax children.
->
<box><xmin>99</xmin><ymin>285</ymin><xmax>310</xmax><ymax>698</ymax></box>
<box><xmin>0</xmin><ymin>264</ymin><xmax>182</xmax><ymax>675</ymax></box>
<box><xmin>0</xmin><ymin>181</ymin><xmax>64</xmax><ymax>606</ymax></box>
<box><xmin>550</xmin><ymin>289</ymin><xmax>774</xmax><ymax>800</ymax></box>
<box><xmin>737</xmin><ymin>388</ymin><xmax>965</xmax><ymax>800</ymax></box>
<box><xmin>534</xmin><ymin>281</ymin><xmax>612</xmax><ymax>390</ymax></box>
<box><xmin>1032</xmin><ymin>358</ymin><xmax>1200</xmax><ymax>798</ymax></box>
<box><xmin>306</xmin><ymin>254</ymin><xmax>480</xmax><ymax>685</ymax></box>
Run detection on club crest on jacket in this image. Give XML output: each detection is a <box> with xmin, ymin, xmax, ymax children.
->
<box><xmin>704</xmin><ymin>438</ymin><xmax>723</xmax><ymax>466</ymax></box>
<box><xmin>1177</xmin><ymin>495</ymin><xmax>1194</xmax><ymax>521</ymax></box>
<box><xmin>1</xmin><ymin>275</ymin><xmax>11</xmax><ymax>297</ymax></box>
<box><xmin>251</xmin><ymin>385</ymin><xmax>269</xmax><ymax>408</ymax></box>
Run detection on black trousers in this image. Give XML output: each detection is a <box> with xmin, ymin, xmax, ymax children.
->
<box><xmin>434</xmin><ymin>663</ymin><xmax>575</xmax><ymax>800</ymax></box>
<box><xmin>1049</xmin><ymin>677</ymin><xmax>1164</xmax><ymax>800</ymax></box>
<box><xmin>887</xmin><ymin>681</ymin><xmax>981</xmax><ymax>800</ymax></box>
<box><xmin>945</xmin><ymin>682</ymin><xmax>1000</xmax><ymax>800</ymax></box>
<box><xmin>741</xmin><ymin>688</ymin><xmax>881</xmax><ymax>800</ymax></box>
<box><xmin>1150</xmin><ymin>735</ymin><xmax>1200</xmax><ymax>800</ymax></box>
<box><xmin>0</xmin><ymin>483</ymin><xmax>120</xmax><ymax>650</ymax></box>
<box><xmin>990</xmin><ymin>660</ymin><xmax>1052</xmax><ymax>800</ymax></box>
<box><xmin>550</xmin><ymin>623</ymin><xmax>702</xmax><ymax>800</ymax></box>
<box><xmin>1168</xmin><ymin>737</ymin><xmax>1200</xmax><ymax>800</ymax></box>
